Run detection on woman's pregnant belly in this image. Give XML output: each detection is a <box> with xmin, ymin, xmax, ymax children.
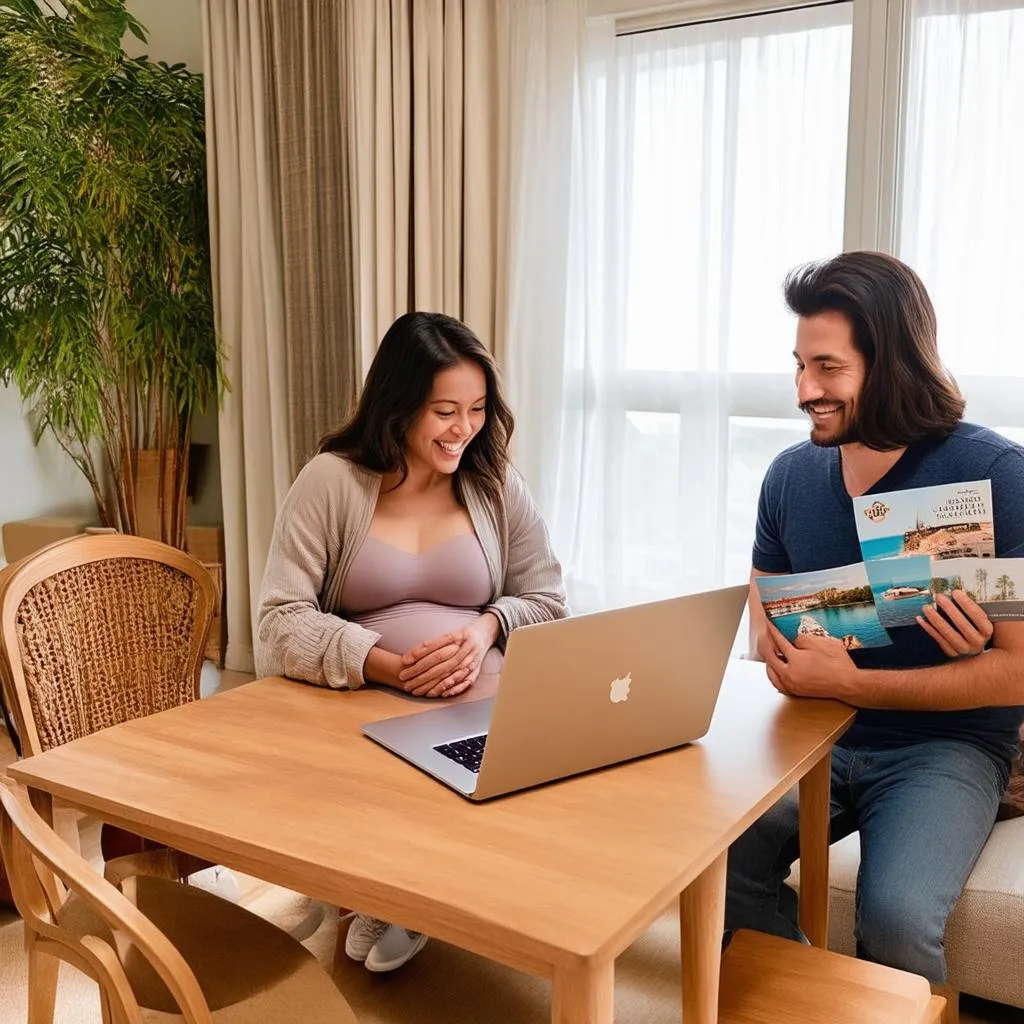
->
<box><xmin>352</xmin><ymin>601</ymin><xmax>504</xmax><ymax>673</ymax></box>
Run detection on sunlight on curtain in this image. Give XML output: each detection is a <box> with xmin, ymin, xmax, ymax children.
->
<box><xmin>526</xmin><ymin>5</ymin><xmax>853</xmax><ymax>614</ymax></box>
<box><xmin>202</xmin><ymin>0</ymin><xmax>293</xmax><ymax>672</ymax></box>
<box><xmin>344</xmin><ymin>0</ymin><xmax>511</xmax><ymax>369</ymax></box>
<box><xmin>898</xmin><ymin>0</ymin><xmax>1024</xmax><ymax>418</ymax></box>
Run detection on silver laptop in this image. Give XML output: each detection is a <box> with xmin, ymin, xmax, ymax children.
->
<box><xmin>361</xmin><ymin>584</ymin><xmax>748</xmax><ymax>801</ymax></box>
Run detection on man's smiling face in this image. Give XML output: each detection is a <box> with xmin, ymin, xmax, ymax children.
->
<box><xmin>793</xmin><ymin>311</ymin><xmax>868</xmax><ymax>447</ymax></box>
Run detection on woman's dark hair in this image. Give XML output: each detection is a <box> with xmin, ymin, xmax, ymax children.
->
<box><xmin>784</xmin><ymin>251</ymin><xmax>965</xmax><ymax>451</ymax></box>
<box><xmin>319</xmin><ymin>312</ymin><xmax>515</xmax><ymax>502</ymax></box>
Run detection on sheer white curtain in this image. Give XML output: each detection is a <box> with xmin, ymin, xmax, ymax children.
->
<box><xmin>503</xmin><ymin>0</ymin><xmax>588</xmax><ymax>501</ymax></box>
<box><xmin>509</xmin><ymin>5</ymin><xmax>854</xmax><ymax>613</ymax></box>
<box><xmin>898</xmin><ymin>0</ymin><xmax>1024</xmax><ymax>444</ymax></box>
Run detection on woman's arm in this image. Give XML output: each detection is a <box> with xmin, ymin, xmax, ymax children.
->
<box><xmin>255</xmin><ymin>457</ymin><xmax>381</xmax><ymax>690</ymax></box>
<box><xmin>485</xmin><ymin>468</ymin><xmax>568</xmax><ymax>641</ymax></box>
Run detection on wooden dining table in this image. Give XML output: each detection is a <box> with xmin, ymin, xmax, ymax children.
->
<box><xmin>9</xmin><ymin>658</ymin><xmax>854</xmax><ymax>1023</ymax></box>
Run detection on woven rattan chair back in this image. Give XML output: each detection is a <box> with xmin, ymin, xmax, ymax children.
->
<box><xmin>0</xmin><ymin>534</ymin><xmax>217</xmax><ymax>758</ymax></box>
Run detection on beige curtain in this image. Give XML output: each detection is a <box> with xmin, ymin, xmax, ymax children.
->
<box><xmin>344</xmin><ymin>0</ymin><xmax>511</xmax><ymax>363</ymax></box>
<box><xmin>202</xmin><ymin>0</ymin><xmax>513</xmax><ymax>672</ymax></box>
<box><xmin>202</xmin><ymin>0</ymin><xmax>293</xmax><ymax>673</ymax></box>
<box><xmin>267</xmin><ymin>4</ymin><xmax>361</xmax><ymax>465</ymax></box>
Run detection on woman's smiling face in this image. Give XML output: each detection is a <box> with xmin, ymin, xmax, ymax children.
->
<box><xmin>404</xmin><ymin>360</ymin><xmax>488</xmax><ymax>476</ymax></box>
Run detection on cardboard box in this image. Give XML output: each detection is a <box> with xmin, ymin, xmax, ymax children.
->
<box><xmin>186</xmin><ymin>525</ymin><xmax>227</xmax><ymax>667</ymax></box>
<box><xmin>135</xmin><ymin>448</ymin><xmax>179</xmax><ymax>542</ymax></box>
<box><xmin>1</xmin><ymin>515</ymin><xmax>97</xmax><ymax>564</ymax></box>
<box><xmin>185</xmin><ymin>524</ymin><xmax>225</xmax><ymax>567</ymax></box>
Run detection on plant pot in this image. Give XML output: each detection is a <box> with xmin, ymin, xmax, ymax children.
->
<box><xmin>134</xmin><ymin>448</ymin><xmax>180</xmax><ymax>543</ymax></box>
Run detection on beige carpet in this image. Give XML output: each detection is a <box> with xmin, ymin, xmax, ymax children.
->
<box><xmin>0</xmin><ymin>876</ymin><xmax>685</xmax><ymax>1024</ymax></box>
<box><xmin>1</xmin><ymin>886</ymin><xmax>1018</xmax><ymax>1023</ymax></box>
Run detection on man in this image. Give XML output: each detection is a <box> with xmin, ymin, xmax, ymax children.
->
<box><xmin>727</xmin><ymin>251</ymin><xmax>1024</xmax><ymax>985</ymax></box>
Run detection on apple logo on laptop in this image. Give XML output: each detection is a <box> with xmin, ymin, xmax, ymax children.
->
<box><xmin>609</xmin><ymin>673</ymin><xmax>632</xmax><ymax>703</ymax></box>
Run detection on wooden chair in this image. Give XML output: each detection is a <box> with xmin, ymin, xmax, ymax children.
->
<box><xmin>719</xmin><ymin>930</ymin><xmax>946</xmax><ymax>1024</ymax></box>
<box><xmin>0</xmin><ymin>534</ymin><xmax>219</xmax><ymax>884</ymax></box>
<box><xmin>1</xmin><ymin>776</ymin><xmax>358</xmax><ymax>1024</ymax></box>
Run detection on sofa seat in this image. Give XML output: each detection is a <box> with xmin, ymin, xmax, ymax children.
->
<box><xmin>790</xmin><ymin>819</ymin><xmax>1024</xmax><ymax>1009</ymax></box>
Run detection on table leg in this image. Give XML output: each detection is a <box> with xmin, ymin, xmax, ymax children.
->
<box><xmin>798</xmin><ymin>751</ymin><xmax>832</xmax><ymax>948</ymax></box>
<box><xmin>27</xmin><ymin>787</ymin><xmax>54</xmax><ymax>827</ymax></box>
<box><xmin>551</xmin><ymin>958</ymin><xmax>614</xmax><ymax>1024</ymax></box>
<box><xmin>26</xmin><ymin>788</ymin><xmax>66</xmax><ymax>910</ymax></box>
<box><xmin>680</xmin><ymin>849</ymin><xmax>727</xmax><ymax>1024</ymax></box>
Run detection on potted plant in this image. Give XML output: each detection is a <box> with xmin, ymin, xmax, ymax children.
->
<box><xmin>0</xmin><ymin>0</ymin><xmax>220</xmax><ymax>549</ymax></box>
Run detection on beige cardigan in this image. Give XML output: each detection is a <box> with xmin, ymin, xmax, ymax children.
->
<box><xmin>255</xmin><ymin>453</ymin><xmax>568</xmax><ymax>689</ymax></box>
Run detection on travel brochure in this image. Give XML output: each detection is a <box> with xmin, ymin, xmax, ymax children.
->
<box><xmin>755</xmin><ymin>563</ymin><xmax>892</xmax><ymax>649</ymax></box>
<box><xmin>931</xmin><ymin>558</ymin><xmax>1024</xmax><ymax>621</ymax></box>
<box><xmin>852</xmin><ymin>480</ymin><xmax>995</xmax><ymax>561</ymax></box>
<box><xmin>864</xmin><ymin>554</ymin><xmax>933</xmax><ymax>629</ymax></box>
<box><xmin>755</xmin><ymin>479</ymin><xmax>1024</xmax><ymax>645</ymax></box>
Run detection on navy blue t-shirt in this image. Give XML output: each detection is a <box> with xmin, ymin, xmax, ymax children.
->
<box><xmin>753</xmin><ymin>421</ymin><xmax>1024</xmax><ymax>763</ymax></box>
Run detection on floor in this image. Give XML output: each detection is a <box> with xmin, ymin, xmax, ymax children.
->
<box><xmin>0</xmin><ymin>664</ymin><xmax>1019</xmax><ymax>1023</ymax></box>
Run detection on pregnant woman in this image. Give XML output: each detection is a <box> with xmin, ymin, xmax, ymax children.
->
<box><xmin>256</xmin><ymin>311</ymin><xmax>567</xmax><ymax>972</ymax></box>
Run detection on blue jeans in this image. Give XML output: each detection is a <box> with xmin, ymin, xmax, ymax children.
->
<box><xmin>725</xmin><ymin>740</ymin><xmax>1009</xmax><ymax>983</ymax></box>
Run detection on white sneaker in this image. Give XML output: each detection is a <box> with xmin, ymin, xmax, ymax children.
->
<box><xmin>187</xmin><ymin>865</ymin><xmax>240</xmax><ymax>903</ymax></box>
<box><xmin>344</xmin><ymin>914</ymin><xmax>390</xmax><ymax>962</ymax></box>
<box><xmin>365</xmin><ymin>924</ymin><xmax>428</xmax><ymax>973</ymax></box>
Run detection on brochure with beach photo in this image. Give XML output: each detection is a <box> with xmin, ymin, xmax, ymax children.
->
<box><xmin>852</xmin><ymin>480</ymin><xmax>994</xmax><ymax>563</ymax></box>
<box><xmin>930</xmin><ymin>557</ymin><xmax>1024</xmax><ymax>621</ymax></box>
<box><xmin>864</xmin><ymin>554</ymin><xmax>934</xmax><ymax>628</ymax></box>
<box><xmin>754</xmin><ymin>563</ymin><xmax>892</xmax><ymax>649</ymax></box>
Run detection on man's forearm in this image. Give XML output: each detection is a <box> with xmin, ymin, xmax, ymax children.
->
<box><xmin>749</xmin><ymin>624</ymin><xmax>766</xmax><ymax>662</ymax></box>
<box><xmin>839</xmin><ymin>649</ymin><xmax>1024</xmax><ymax>711</ymax></box>
<box><xmin>747</xmin><ymin>571</ymin><xmax>775</xmax><ymax>662</ymax></box>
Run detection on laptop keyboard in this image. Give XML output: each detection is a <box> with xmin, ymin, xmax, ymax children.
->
<box><xmin>434</xmin><ymin>733</ymin><xmax>488</xmax><ymax>773</ymax></box>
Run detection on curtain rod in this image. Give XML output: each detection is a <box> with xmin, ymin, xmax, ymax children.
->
<box><xmin>616</xmin><ymin>0</ymin><xmax>850</xmax><ymax>37</ymax></box>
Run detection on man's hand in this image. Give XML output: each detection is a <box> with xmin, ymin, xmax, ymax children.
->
<box><xmin>758</xmin><ymin>621</ymin><xmax>858</xmax><ymax>700</ymax></box>
<box><xmin>916</xmin><ymin>590</ymin><xmax>994</xmax><ymax>659</ymax></box>
<box><xmin>397</xmin><ymin>613</ymin><xmax>502</xmax><ymax>698</ymax></box>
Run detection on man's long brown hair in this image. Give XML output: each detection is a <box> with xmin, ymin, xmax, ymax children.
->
<box><xmin>784</xmin><ymin>251</ymin><xmax>965</xmax><ymax>451</ymax></box>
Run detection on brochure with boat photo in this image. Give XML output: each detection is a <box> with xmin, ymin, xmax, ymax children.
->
<box><xmin>755</xmin><ymin>563</ymin><xmax>892</xmax><ymax>649</ymax></box>
<box><xmin>930</xmin><ymin>557</ymin><xmax>1024</xmax><ymax>621</ymax></box>
<box><xmin>852</xmin><ymin>480</ymin><xmax>994</xmax><ymax>563</ymax></box>
<box><xmin>864</xmin><ymin>555</ymin><xmax>934</xmax><ymax>628</ymax></box>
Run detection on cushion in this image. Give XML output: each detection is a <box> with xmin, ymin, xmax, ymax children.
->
<box><xmin>791</xmin><ymin>821</ymin><xmax>1024</xmax><ymax>1008</ymax></box>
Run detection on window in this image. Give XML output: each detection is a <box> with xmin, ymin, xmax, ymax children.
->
<box><xmin>546</xmin><ymin>4</ymin><xmax>855</xmax><ymax>612</ymax></box>
<box><xmin>509</xmin><ymin>0</ymin><xmax>1024</xmax><ymax>619</ymax></box>
<box><xmin>898</xmin><ymin>0</ymin><xmax>1024</xmax><ymax>407</ymax></box>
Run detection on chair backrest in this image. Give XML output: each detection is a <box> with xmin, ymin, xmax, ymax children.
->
<box><xmin>0</xmin><ymin>775</ymin><xmax>213</xmax><ymax>1024</ymax></box>
<box><xmin>0</xmin><ymin>534</ymin><xmax>216</xmax><ymax>757</ymax></box>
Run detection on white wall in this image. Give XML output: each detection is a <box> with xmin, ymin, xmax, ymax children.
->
<box><xmin>1</xmin><ymin>0</ymin><xmax>218</xmax><ymax>555</ymax></box>
<box><xmin>0</xmin><ymin>393</ymin><xmax>98</xmax><ymax>530</ymax></box>
<box><xmin>123</xmin><ymin>0</ymin><xmax>202</xmax><ymax>67</ymax></box>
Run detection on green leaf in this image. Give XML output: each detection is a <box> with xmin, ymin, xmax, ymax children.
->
<box><xmin>0</xmin><ymin>0</ymin><xmax>222</xmax><ymax>532</ymax></box>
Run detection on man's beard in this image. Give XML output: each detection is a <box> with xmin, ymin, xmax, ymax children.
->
<box><xmin>800</xmin><ymin>402</ymin><xmax>861</xmax><ymax>447</ymax></box>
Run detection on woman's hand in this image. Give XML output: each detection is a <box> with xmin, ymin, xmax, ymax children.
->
<box><xmin>398</xmin><ymin>613</ymin><xmax>502</xmax><ymax>698</ymax></box>
<box><xmin>916</xmin><ymin>590</ymin><xmax>994</xmax><ymax>659</ymax></box>
<box><xmin>363</xmin><ymin>646</ymin><xmax>406</xmax><ymax>689</ymax></box>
